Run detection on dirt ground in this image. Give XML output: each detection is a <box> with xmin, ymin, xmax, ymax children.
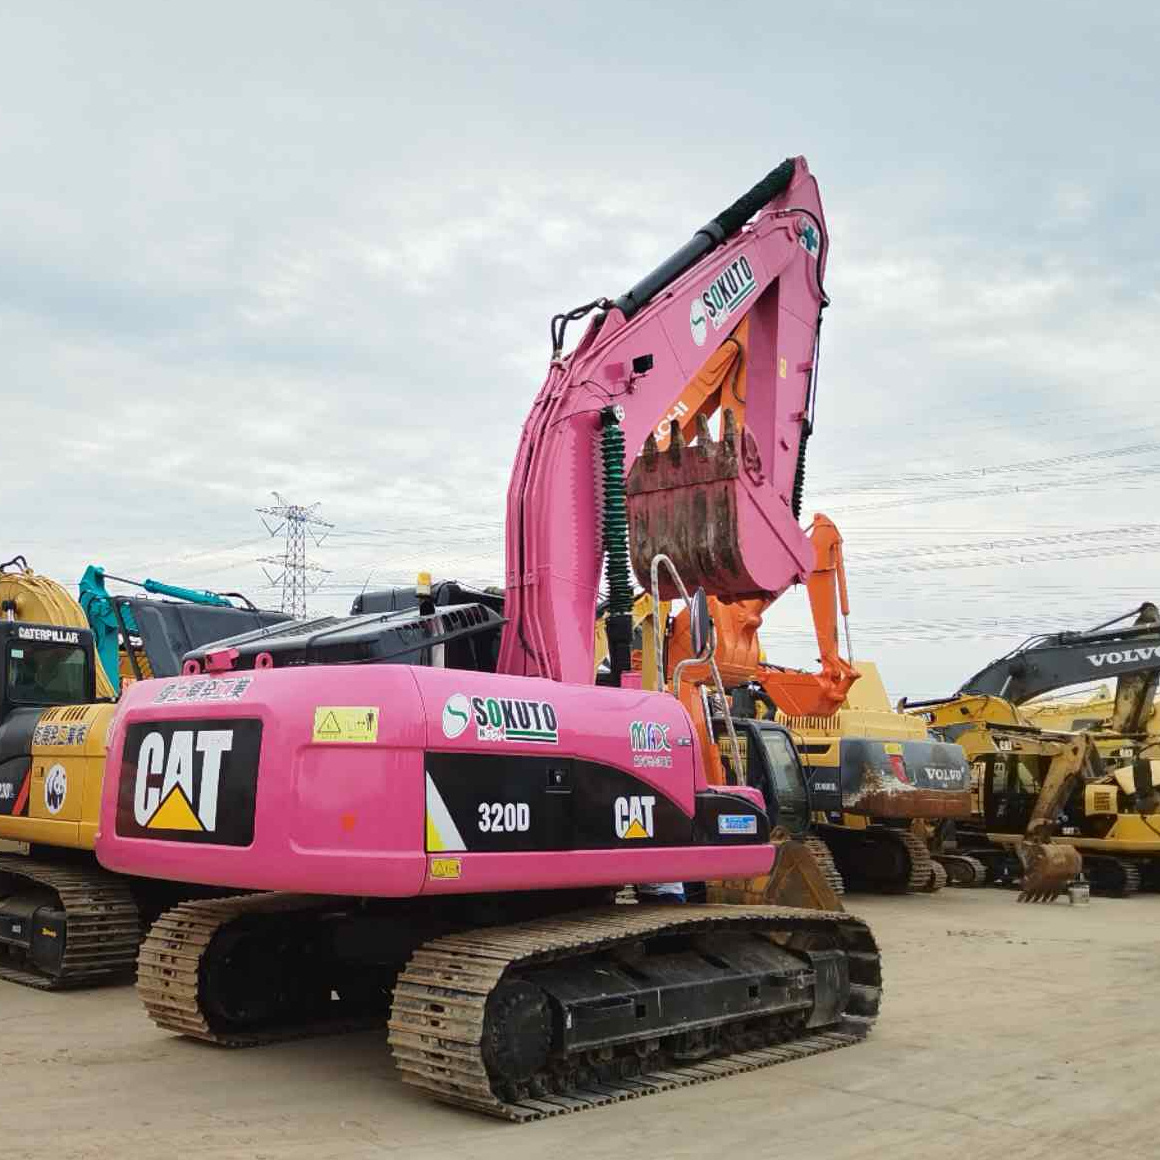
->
<box><xmin>0</xmin><ymin>889</ymin><xmax>1155</xmax><ymax>1160</ymax></box>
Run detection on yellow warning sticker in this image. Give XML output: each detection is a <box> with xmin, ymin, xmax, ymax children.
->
<box><xmin>312</xmin><ymin>707</ymin><xmax>380</xmax><ymax>744</ymax></box>
<box><xmin>778</xmin><ymin>356</ymin><xmax>787</xmax><ymax>379</ymax></box>
<box><xmin>883</xmin><ymin>742</ymin><xmax>903</xmax><ymax>756</ymax></box>
<box><xmin>429</xmin><ymin>857</ymin><xmax>462</xmax><ymax>880</ymax></box>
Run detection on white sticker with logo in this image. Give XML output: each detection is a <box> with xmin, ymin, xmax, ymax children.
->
<box><xmin>629</xmin><ymin>720</ymin><xmax>672</xmax><ymax>768</ymax></box>
<box><xmin>44</xmin><ymin>764</ymin><xmax>68</xmax><ymax>814</ymax></box>
<box><xmin>32</xmin><ymin>722</ymin><xmax>89</xmax><ymax>747</ymax></box>
<box><xmin>154</xmin><ymin>677</ymin><xmax>253</xmax><ymax>705</ymax></box>
<box><xmin>689</xmin><ymin>255</ymin><xmax>757</xmax><ymax>345</ymax></box>
<box><xmin>717</xmin><ymin>813</ymin><xmax>757</xmax><ymax>836</ymax></box>
<box><xmin>614</xmin><ymin>794</ymin><xmax>655</xmax><ymax>840</ymax></box>
<box><xmin>441</xmin><ymin>694</ymin><xmax>558</xmax><ymax>745</ymax></box>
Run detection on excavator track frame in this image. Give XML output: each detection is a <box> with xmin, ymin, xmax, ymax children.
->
<box><xmin>1084</xmin><ymin>855</ymin><xmax>1143</xmax><ymax>898</ymax></box>
<box><xmin>816</xmin><ymin>826</ymin><xmax>935</xmax><ymax>894</ymax></box>
<box><xmin>0</xmin><ymin>855</ymin><xmax>140</xmax><ymax>989</ymax></box>
<box><xmin>932</xmin><ymin>853</ymin><xmax>988</xmax><ymax>888</ymax></box>
<box><xmin>136</xmin><ymin>893</ymin><xmax>391</xmax><ymax>1046</ymax></box>
<box><xmin>389</xmin><ymin>903</ymin><xmax>880</xmax><ymax>1121</ymax></box>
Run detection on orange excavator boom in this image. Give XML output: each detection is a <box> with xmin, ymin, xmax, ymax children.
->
<box><xmin>752</xmin><ymin>513</ymin><xmax>859</xmax><ymax>716</ymax></box>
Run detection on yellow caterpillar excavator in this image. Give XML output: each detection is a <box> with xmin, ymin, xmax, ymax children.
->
<box><xmin>0</xmin><ymin>557</ymin><xmax>284</xmax><ymax>987</ymax></box>
<box><xmin>906</xmin><ymin>604</ymin><xmax>1160</xmax><ymax>897</ymax></box>
<box><xmin>915</xmin><ymin>697</ymin><xmax>1160</xmax><ymax>897</ymax></box>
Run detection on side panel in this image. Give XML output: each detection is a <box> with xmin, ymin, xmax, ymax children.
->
<box><xmin>97</xmin><ymin>665</ymin><xmax>774</xmax><ymax>896</ymax></box>
<box><xmin>0</xmin><ymin>704</ymin><xmax>115</xmax><ymax>850</ymax></box>
<box><xmin>97</xmin><ymin>667</ymin><xmax>430</xmax><ymax>895</ymax></box>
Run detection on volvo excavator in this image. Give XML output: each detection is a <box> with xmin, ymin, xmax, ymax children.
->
<box><xmin>0</xmin><ymin>558</ymin><xmax>285</xmax><ymax>987</ymax></box>
<box><xmin>97</xmin><ymin>157</ymin><xmax>883</xmax><ymax>1120</ymax></box>
<box><xmin>905</xmin><ymin>604</ymin><xmax>1160</xmax><ymax>897</ymax></box>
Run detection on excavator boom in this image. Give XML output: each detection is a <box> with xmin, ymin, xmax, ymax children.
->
<box><xmin>498</xmin><ymin>158</ymin><xmax>828</xmax><ymax>684</ymax></box>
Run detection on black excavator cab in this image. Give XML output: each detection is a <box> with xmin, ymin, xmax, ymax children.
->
<box><xmin>713</xmin><ymin>717</ymin><xmax>813</xmax><ymax>837</ymax></box>
<box><xmin>0</xmin><ymin>622</ymin><xmax>99</xmax><ymax>814</ymax></box>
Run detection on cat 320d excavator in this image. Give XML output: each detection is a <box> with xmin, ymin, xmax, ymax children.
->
<box><xmin>0</xmin><ymin>558</ymin><xmax>285</xmax><ymax>987</ymax></box>
<box><xmin>98</xmin><ymin>157</ymin><xmax>883</xmax><ymax>1121</ymax></box>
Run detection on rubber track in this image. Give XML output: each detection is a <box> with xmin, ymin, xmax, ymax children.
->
<box><xmin>1087</xmin><ymin>857</ymin><xmax>1142</xmax><ymax>898</ymax></box>
<box><xmin>803</xmin><ymin>836</ymin><xmax>845</xmax><ymax>895</ymax></box>
<box><xmin>0</xmin><ymin>855</ymin><xmax>139</xmax><ymax>990</ymax></box>
<box><xmin>136</xmin><ymin>893</ymin><xmax>382</xmax><ymax>1046</ymax></box>
<box><xmin>920</xmin><ymin>860</ymin><xmax>948</xmax><ymax>893</ymax></box>
<box><xmin>892</xmin><ymin>830</ymin><xmax>937</xmax><ymax>894</ymax></box>
<box><xmin>388</xmin><ymin>903</ymin><xmax>881</xmax><ymax>1122</ymax></box>
<box><xmin>819</xmin><ymin>827</ymin><xmax>933</xmax><ymax>895</ymax></box>
<box><xmin>933</xmin><ymin>854</ymin><xmax>987</xmax><ymax>888</ymax></box>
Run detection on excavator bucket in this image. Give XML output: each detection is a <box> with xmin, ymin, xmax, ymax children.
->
<box><xmin>1015</xmin><ymin>841</ymin><xmax>1082</xmax><ymax>902</ymax></box>
<box><xmin>707</xmin><ymin>838</ymin><xmax>844</xmax><ymax>912</ymax></box>
<box><xmin>627</xmin><ymin>409</ymin><xmax>811</xmax><ymax>601</ymax></box>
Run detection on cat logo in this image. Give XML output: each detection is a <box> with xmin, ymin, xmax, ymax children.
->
<box><xmin>117</xmin><ymin>719</ymin><xmax>262</xmax><ymax>846</ymax></box>
<box><xmin>134</xmin><ymin>728</ymin><xmax>233</xmax><ymax>832</ymax></box>
<box><xmin>614</xmin><ymin>795</ymin><xmax>655</xmax><ymax>840</ymax></box>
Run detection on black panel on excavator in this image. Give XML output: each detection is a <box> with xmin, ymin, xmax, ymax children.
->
<box><xmin>182</xmin><ymin>604</ymin><xmax>505</xmax><ymax>674</ymax></box>
<box><xmin>118</xmin><ymin>598</ymin><xmax>290</xmax><ymax>678</ymax></box>
<box><xmin>351</xmin><ymin>579</ymin><xmax>504</xmax><ymax>618</ymax></box>
<box><xmin>524</xmin><ymin>932</ymin><xmax>826</xmax><ymax>1053</ymax></box>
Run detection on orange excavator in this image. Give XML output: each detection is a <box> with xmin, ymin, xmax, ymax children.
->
<box><xmin>666</xmin><ymin>516</ymin><xmax>974</xmax><ymax>894</ymax></box>
<box><xmin>665</xmin><ymin>514</ymin><xmax>858</xmax><ymax>777</ymax></box>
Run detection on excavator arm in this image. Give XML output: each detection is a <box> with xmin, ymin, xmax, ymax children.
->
<box><xmin>959</xmin><ymin>603</ymin><xmax>1160</xmax><ymax>711</ymax></box>
<box><xmin>1015</xmin><ymin>734</ymin><xmax>1103</xmax><ymax>901</ymax></box>
<box><xmin>663</xmin><ymin>513</ymin><xmax>860</xmax><ymax>719</ymax></box>
<box><xmin>497</xmin><ymin>158</ymin><xmax>828</xmax><ymax>685</ymax></box>
<box><xmin>753</xmin><ymin>513</ymin><xmax>859</xmax><ymax>716</ymax></box>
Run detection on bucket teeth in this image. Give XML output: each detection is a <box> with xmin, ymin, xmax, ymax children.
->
<box><xmin>627</xmin><ymin>408</ymin><xmax>758</xmax><ymax>598</ymax></box>
<box><xmin>1015</xmin><ymin>841</ymin><xmax>1081</xmax><ymax>903</ymax></box>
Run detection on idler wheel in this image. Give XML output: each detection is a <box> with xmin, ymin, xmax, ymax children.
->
<box><xmin>481</xmin><ymin>979</ymin><xmax>553</xmax><ymax>1085</ymax></box>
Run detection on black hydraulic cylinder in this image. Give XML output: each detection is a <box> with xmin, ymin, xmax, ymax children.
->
<box><xmin>614</xmin><ymin>158</ymin><xmax>797</xmax><ymax>321</ymax></box>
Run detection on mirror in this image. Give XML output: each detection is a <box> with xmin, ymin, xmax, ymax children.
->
<box><xmin>688</xmin><ymin>588</ymin><xmax>712</xmax><ymax>659</ymax></box>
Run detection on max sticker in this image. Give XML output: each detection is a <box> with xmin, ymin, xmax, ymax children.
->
<box><xmin>629</xmin><ymin>720</ymin><xmax>672</xmax><ymax>769</ymax></box>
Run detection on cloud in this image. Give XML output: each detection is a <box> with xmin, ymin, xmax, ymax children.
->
<box><xmin>3</xmin><ymin>0</ymin><xmax>1158</xmax><ymax>698</ymax></box>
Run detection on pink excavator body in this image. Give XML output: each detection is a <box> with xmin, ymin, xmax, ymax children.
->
<box><xmin>96</xmin><ymin>157</ymin><xmax>830</xmax><ymax>899</ymax></box>
<box><xmin>99</xmin><ymin>665</ymin><xmax>770</xmax><ymax>893</ymax></box>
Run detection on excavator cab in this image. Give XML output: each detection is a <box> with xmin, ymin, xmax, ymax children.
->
<box><xmin>713</xmin><ymin>717</ymin><xmax>812</xmax><ymax>836</ymax></box>
<box><xmin>1</xmin><ymin>624</ymin><xmax>96</xmax><ymax>715</ymax></box>
<box><xmin>0</xmin><ymin>622</ymin><xmax>98</xmax><ymax>825</ymax></box>
<box><xmin>980</xmin><ymin>751</ymin><xmax>1046</xmax><ymax>834</ymax></box>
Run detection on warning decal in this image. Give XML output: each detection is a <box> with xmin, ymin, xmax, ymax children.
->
<box><xmin>312</xmin><ymin>707</ymin><xmax>380</xmax><ymax>744</ymax></box>
<box><xmin>429</xmin><ymin>857</ymin><xmax>462</xmax><ymax>880</ymax></box>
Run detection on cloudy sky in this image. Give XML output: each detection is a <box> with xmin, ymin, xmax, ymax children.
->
<box><xmin>4</xmin><ymin>1</ymin><xmax>1158</xmax><ymax>697</ymax></box>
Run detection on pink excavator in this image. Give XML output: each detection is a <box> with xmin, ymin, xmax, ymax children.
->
<box><xmin>96</xmin><ymin>157</ymin><xmax>882</xmax><ymax>1120</ymax></box>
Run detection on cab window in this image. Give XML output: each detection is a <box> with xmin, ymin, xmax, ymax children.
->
<box><xmin>5</xmin><ymin>643</ymin><xmax>89</xmax><ymax>705</ymax></box>
<box><xmin>761</xmin><ymin>731</ymin><xmax>805</xmax><ymax>798</ymax></box>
